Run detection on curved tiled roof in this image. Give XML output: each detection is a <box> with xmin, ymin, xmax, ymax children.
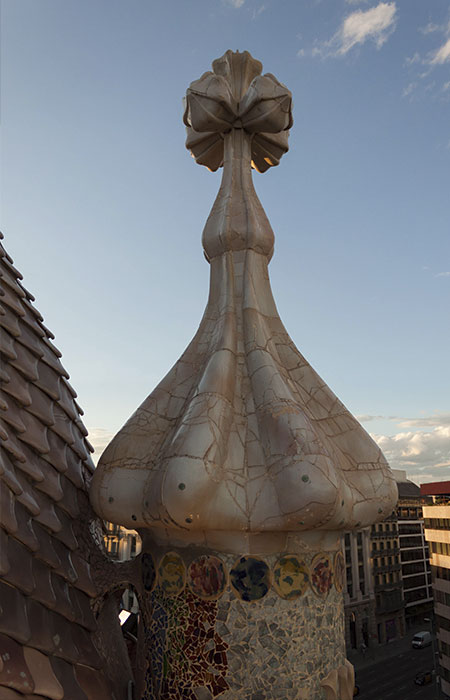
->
<box><xmin>0</xmin><ymin>233</ymin><xmax>134</xmax><ymax>699</ymax></box>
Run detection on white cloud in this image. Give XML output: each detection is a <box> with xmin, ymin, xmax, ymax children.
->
<box><xmin>88</xmin><ymin>427</ymin><xmax>115</xmax><ymax>464</ymax></box>
<box><xmin>356</xmin><ymin>414</ymin><xmax>384</xmax><ymax>422</ymax></box>
<box><xmin>356</xmin><ymin>413</ymin><xmax>450</xmax><ymax>483</ymax></box>
<box><xmin>395</xmin><ymin>413</ymin><xmax>450</xmax><ymax>428</ymax></box>
<box><xmin>430</xmin><ymin>37</ymin><xmax>450</xmax><ymax>64</ymax></box>
<box><xmin>252</xmin><ymin>3</ymin><xmax>266</xmax><ymax>19</ymax></box>
<box><xmin>405</xmin><ymin>52</ymin><xmax>421</xmax><ymax>66</ymax></box>
<box><xmin>419</xmin><ymin>22</ymin><xmax>440</xmax><ymax>35</ymax></box>
<box><xmin>224</xmin><ymin>0</ymin><xmax>245</xmax><ymax>7</ymax></box>
<box><xmin>372</xmin><ymin>425</ymin><xmax>450</xmax><ymax>477</ymax></box>
<box><xmin>403</xmin><ymin>19</ymin><xmax>450</xmax><ymax>97</ymax></box>
<box><xmin>337</xmin><ymin>2</ymin><xmax>397</xmax><ymax>54</ymax></box>
<box><xmin>310</xmin><ymin>2</ymin><xmax>397</xmax><ymax>58</ymax></box>
<box><xmin>402</xmin><ymin>82</ymin><xmax>417</xmax><ymax>98</ymax></box>
<box><xmin>423</xmin><ymin>266</ymin><xmax>450</xmax><ymax>277</ymax></box>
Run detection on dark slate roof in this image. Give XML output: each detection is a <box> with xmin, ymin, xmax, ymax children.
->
<box><xmin>0</xmin><ymin>233</ymin><xmax>132</xmax><ymax>699</ymax></box>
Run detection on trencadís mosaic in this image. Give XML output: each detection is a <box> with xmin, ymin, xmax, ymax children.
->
<box><xmin>146</xmin><ymin>550</ymin><xmax>343</xmax><ymax>602</ymax></box>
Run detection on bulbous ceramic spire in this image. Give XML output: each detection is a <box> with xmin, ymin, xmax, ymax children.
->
<box><xmin>90</xmin><ymin>51</ymin><xmax>397</xmax><ymax>547</ymax></box>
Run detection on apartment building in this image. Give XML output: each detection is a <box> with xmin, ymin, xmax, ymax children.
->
<box><xmin>370</xmin><ymin>508</ymin><xmax>405</xmax><ymax>643</ymax></box>
<box><xmin>103</xmin><ymin>522</ymin><xmax>142</xmax><ymax>561</ymax></box>
<box><xmin>422</xmin><ymin>481</ymin><xmax>450</xmax><ymax>699</ymax></box>
<box><xmin>343</xmin><ymin>528</ymin><xmax>377</xmax><ymax>650</ymax></box>
<box><xmin>396</xmin><ymin>474</ymin><xmax>433</xmax><ymax>626</ymax></box>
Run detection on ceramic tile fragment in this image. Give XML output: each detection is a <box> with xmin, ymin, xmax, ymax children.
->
<box><xmin>157</xmin><ymin>552</ymin><xmax>185</xmax><ymax>597</ymax></box>
<box><xmin>187</xmin><ymin>555</ymin><xmax>227</xmax><ymax>600</ymax></box>
<box><xmin>310</xmin><ymin>554</ymin><xmax>333</xmax><ymax>598</ymax></box>
<box><xmin>272</xmin><ymin>555</ymin><xmax>309</xmax><ymax>600</ymax></box>
<box><xmin>333</xmin><ymin>551</ymin><xmax>345</xmax><ymax>594</ymax></box>
<box><xmin>230</xmin><ymin>556</ymin><xmax>271</xmax><ymax>602</ymax></box>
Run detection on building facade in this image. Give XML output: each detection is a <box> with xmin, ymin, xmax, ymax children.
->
<box><xmin>396</xmin><ymin>473</ymin><xmax>433</xmax><ymax>626</ymax></box>
<box><xmin>370</xmin><ymin>510</ymin><xmax>405</xmax><ymax>643</ymax></box>
<box><xmin>103</xmin><ymin>522</ymin><xmax>142</xmax><ymax>561</ymax></box>
<box><xmin>422</xmin><ymin>481</ymin><xmax>450</xmax><ymax>699</ymax></box>
<box><xmin>343</xmin><ymin>470</ymin><xmax>432</xmax><ymax>649</ymax></box>
<box><xmin>343</xmin><ymin>529</ymin><xmax>377</xmax><ymax>650</ymax></box>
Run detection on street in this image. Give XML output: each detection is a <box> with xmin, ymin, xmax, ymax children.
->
<box><xmin>354</xmin><ymin>645</ymin><xmax>439</xmax><ymax>700</ymax></box>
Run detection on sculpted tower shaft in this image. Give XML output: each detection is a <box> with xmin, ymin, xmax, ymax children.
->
<box><xmin>90</xmin><ymin>51</ymin><xmax>397</xmax><ymax>699</ymax></box>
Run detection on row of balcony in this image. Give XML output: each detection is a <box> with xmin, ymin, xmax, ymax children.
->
<box><xmin>373</xmin><ymin>563</ymin><xmax>402</xmax><ymax>574</ymax></box>
<box><xmin>374</xmin><ymin>581</ymin><xmax>403</xmax><ymax>593</ymax></box>
<box><xmin>370</xmin><ymin>531</ymin><xmax>399</xmax><ymax>540</ymax></box>
<box><xmin>371</xmin><ymin>547</ymin><xmax>400</xmax><ymax>557</ymax></box>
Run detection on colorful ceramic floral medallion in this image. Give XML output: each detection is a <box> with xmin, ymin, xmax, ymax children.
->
<box><xmin>141</xmin><ymin>552</ymin><xmax>156</xmax><ymax>592</ymax></box>
<box><xmin>157</xmin><ymin>552</ymin><xmax>185</xmax><ymax>597</ymax></box>
<box><xmin>310</xmin><ymin>554</ymin><xmax>333</xmax><ymax>598</ymax></box>
<box><xmin>187</xmin><ymin>555</ymin><xmax>227</xmax><ymax>600</ymax></box>
<box><xmin>273</xmin><ymin>555</ymin><xmax>309</xmax><ymax>600</ymax></box>
<box><xmin>230</xmin><ymin>556</ymin><xmax>271</xmax><ymax>602</ymax></box>
<box><xmin>333</xmin><ymin>551</ymin><xmax>345</xmax><ymax>593</ymax></box>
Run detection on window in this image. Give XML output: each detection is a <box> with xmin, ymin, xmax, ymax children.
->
<box><xmin>431</xmin><ymin>541</ymin><xmax>450</xmax><ymax>556</ymax></box>
<box><xmin>433</xmin><ymin>566</ymin><xmax>450</xmax><ymax>582</ymax></box>
<box><xmin>403</xmin><ymin>574</ymin><xmax>426</xmax><ymax>590</ymax></box>
<box><xmin>404</xmin><ymin>588</ymin><xmax>427</xmax><ymax>604</ymax></box>
<box><xmin>424</xmin><ymin>517</ymin><xmax>450</xmax><ymax>530</ymax></box>
<box><xmin>436</xmin><ymin>614</ymin><xmax>450</xmax><ymax>632</ymax></box>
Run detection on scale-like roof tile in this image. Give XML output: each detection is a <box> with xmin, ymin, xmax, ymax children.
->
<box><xmin>1</xmin><ymin>233</ymin><xmax>132</xmax><ymax>699</ymax></box>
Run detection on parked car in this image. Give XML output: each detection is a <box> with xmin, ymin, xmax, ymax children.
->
<box><xmin>412</xmin><ymin>631</ymin><xmax>432</xmax><ymax>648</ymax></box>
<box><xmin>415</xmin><ymin>671</ymin><xmax>432</xmax><ymax>685</ymax></box>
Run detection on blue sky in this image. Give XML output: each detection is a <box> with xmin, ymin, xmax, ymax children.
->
<box><xmin>2</xmin><ymin>0</ymin><xmax>449</xmax><ymax>484</ymax></box>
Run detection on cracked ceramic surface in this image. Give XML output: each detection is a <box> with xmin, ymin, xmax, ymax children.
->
<box><xmin>90</xmin><ymin>50</ymin><xmax>397</xmax><ymax>550</ymax></box>
<box><xmin>140</xmin><ymin>547</ymin><xmax>347</xmax><ymax>699</ymax></box>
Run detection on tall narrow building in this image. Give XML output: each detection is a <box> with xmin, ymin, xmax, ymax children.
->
<box><xmin>422</xmin><ymin>481</ymin><xmax>450</xmax><ymax>699</ymax></box>
<box><xmin>395</xmin><ymin>472</ymin><xmax>432</xmax><ymax>627</ymax></box>
<box><xmin>342</xmin><ymin>528</ymin><xmax>377</xmax><ymax>651</ymax></box>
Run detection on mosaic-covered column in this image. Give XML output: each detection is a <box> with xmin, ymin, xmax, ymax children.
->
<box><xmin>90</xmin><ymin>51</ymin><xmax>397</xmax><ymax>699</ymax></box>
<box><xmin>134</xmin><ymin>533</ymin><xmax>350</xmax><ymax>699</ymax></box>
